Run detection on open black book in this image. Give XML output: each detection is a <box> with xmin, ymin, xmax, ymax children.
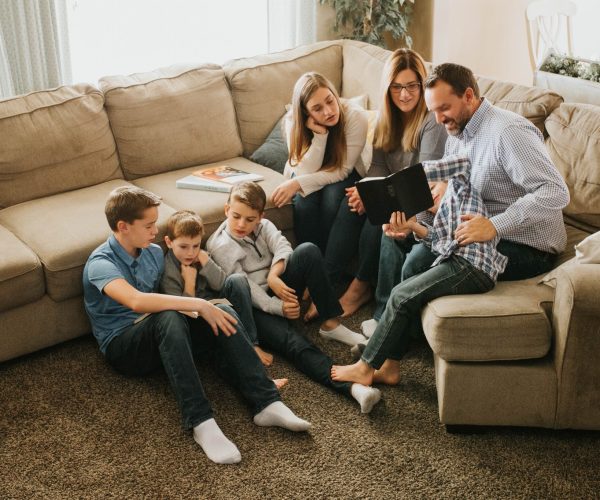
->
<box><xmin>355</xmin><ymin>163</ymin><xmax>434</xmax><ymax>225</ymax></box>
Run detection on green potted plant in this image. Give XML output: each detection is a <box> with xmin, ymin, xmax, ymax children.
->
<box><xmin>320</xmin><ymin>0</ymin><xmax>415</xmax><ymax>48</ymax></box>
<box><xmin>535</xmin><ymin>52</ymin><xmax>600</xmax><ymax>105</ymax></box>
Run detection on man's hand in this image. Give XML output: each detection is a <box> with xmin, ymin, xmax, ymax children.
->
<box><xmin>454</xmin><ymin>214</ymin><xmax>497</xmax><ymax>245</ymax></box>
<box><xmin>268</xmin><ymin>275</ymin><xmax>298</xmax><ymax>303</ymax></box>
<box><xmin>346</xmin><ymin>186</ymin><xmax>365</xmax><ymax>215</ymax></box>
<box><xmin>271</xmin><ymin>179</ymin><xmax>301</xmax><ymax>208</ymax></box>
<box><xmin>306</xmin><ymin>116</ymin><xmax>327</xmax><ymax>135</ymax></box>
<box><xmin>382</xmin><ymin>211</ymin><xmax>415</xmax><ymax>239</ymax></box>
<box><xmin>282</xmin><ymin>300</ymin><xmax>301</xmax><ymax>319</ymax></box>
<box><xmin>196</xmin><ymin>300</ymin><xmax>238</xmax><ymax>336</ymax></box>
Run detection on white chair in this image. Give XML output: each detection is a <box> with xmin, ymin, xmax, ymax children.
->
<box><xmin>526</xmin><ymin>0</ymin><xmax>577</xmax><ymax>70</ymax></box>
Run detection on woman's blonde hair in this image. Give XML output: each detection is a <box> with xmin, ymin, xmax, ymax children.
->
<box><xmin>373</xmin><ymin>48</ymin><xmax>429</xmax><ymax>153</ymax></box>
<box><xmin>288</xmin><ymin>72</ymin><xmax>346</xmax><ymax>171</ymax></box>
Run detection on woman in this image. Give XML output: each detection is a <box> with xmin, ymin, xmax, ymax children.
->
<box><xmin>326</xmin><ymin>48</ymin><xmax>448</xmax><ymax>321</ymax></box>
<box><xmin>271</xmin><ymin>72</ymin><xmax>368</xmax><ymax>254</ymax></box>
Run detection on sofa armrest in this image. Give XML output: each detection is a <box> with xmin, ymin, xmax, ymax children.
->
<box><xmin>552</xmin><ymin>263</ymin><xmax>600</xmax><ymax>429</ymax></box>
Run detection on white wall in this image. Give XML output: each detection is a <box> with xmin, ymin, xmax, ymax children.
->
<box><xmin>432</xmin><ymin>0</ymin><xmax>600</xmax><ymax>86</ymax></box>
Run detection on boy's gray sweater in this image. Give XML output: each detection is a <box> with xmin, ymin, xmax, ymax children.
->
<box><xmin>159</xmin><ymin>249</ymin><xmax>227</xmax><ymax>299</ymax></box>
<box><xmin>206</xmin><ymin>219</ymin><xmax>292</xmax><ymax>316</ymax></box>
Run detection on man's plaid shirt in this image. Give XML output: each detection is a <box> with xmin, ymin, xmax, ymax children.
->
<box><xmin>418</xmin><ymin>155</ymin><xmax>508</xmax><ymax>281</ymax></box>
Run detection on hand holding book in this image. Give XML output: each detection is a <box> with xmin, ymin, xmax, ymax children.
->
<box><xmin>355</xmin><ymin>163</ymin><xmax>434</xmax><ymax>225</ymax></box>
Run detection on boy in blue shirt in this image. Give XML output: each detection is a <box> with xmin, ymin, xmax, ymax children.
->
<box><xmin>83</xmin><ymin>186</ymin><xmax>309</xmax><ymax>465</ymax></box>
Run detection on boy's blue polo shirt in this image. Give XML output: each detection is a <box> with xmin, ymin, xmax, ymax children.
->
<box><xmin>83</xmin><ymin>234</ymin><xmax>164</xmax><ymax>354</ymax></box>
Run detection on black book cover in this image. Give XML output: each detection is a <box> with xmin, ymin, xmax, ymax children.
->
<box><xmin>355</xmin><ymin>163</ymin><xmax>434</xmax><ymax>225</ymax></box>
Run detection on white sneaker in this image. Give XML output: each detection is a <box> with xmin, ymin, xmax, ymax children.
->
<box><xmin>361</xmin><ymin>319</ymin><xmax>378</xmax><ymax>338</ymax></box>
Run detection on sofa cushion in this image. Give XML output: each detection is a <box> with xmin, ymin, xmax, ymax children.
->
<box><xmin>224</xmin><ymin>41</ymin><xmax>343</xmax><ymax>156</ymax></box>
<box><xmin>477</xmin><ymin>76</ymin><xmax>563</xmax><ymax>134</ymax></box>
<box><xmin>0</xmin><ymin>225</ymin><xmax>45</xmax><ymax>311</ymax></box>
<box><xmin>100</xmin><ymin>64</ymin><xmax>243</xmax><ymax>180</ymax></box>
<box><xmin>0</xmin><ymin>180</ymin><xmax>177</xmax><ymax>302</ymax></box>
<box><xmin>545</xmin><ymin>103</ymin><xmax>600</xmax><ymax>232</ymax></box>
<box><xmin>422</xmin><ymin>277</ymin><xmax>555</xmax><ymax>362</ymax></box>
<box><xmin>132</xmin><ymin>157</ymin><xmax>293</xmax><ymax>241</ymax></box>
<box><xmin>0</xmin><ymin>84</ymin><xmax>122</xmax><ymax>209</ymax></box>
<box><xmin>341</xmin><ymin>40</ymin><xmax>391</xmax><ymax>109</ymax></box>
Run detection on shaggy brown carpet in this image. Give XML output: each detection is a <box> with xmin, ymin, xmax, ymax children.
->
<box><xmin>1</xmin><ymin>304</ymin><xmax>599</xmax><ymax>499</ymax></box>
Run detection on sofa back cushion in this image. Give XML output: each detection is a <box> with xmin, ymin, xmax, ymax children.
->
<box><xmin>545</xmin><ymin>103</ymin><xmax>600</xmax><ymax>232</ymax></box>
<box><xmin>100</xmin><ymin>64</ymin><xmax>242</xmax><ymax>180</ymax></box>
<box><xmin>224</xmin><ymin>41</ymin><xmax>343</xmax><ymax>156</ymax></box>
<box><xmin>0</xmin><ymin>84</ymin><xmax>121</xmax><ymax>208</ymax></box>
<box><xmin>476</xmin><ymin>76</ymin><xmax>563</xmax><ymax>135</ymax></box>
<box><xmin>341</xmin><ymin>40</ymin><xmax>391</xmax><ymax>109</ymax></box>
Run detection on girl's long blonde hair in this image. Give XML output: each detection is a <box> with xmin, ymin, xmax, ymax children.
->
<box><xmin>373</xmin><ymin>48</ymin><xmax>428</xmax><ymax>153</ymax></box>
<box><xmin>288</xmin><ymin>72</ymin><xmax>346</xmax><ymax>171</ymax></box>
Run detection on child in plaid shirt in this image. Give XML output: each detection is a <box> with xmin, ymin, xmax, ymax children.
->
<box><xmin>332</xmin><ymin>154</ymin><xmax>507</xmax><ymax>386</ymax></box>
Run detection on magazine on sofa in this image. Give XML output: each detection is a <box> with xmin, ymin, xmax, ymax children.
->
<box><xmin>176</xmin><ymin>165</ymin><xmax>264</xmax><ymax>192</ymax></box>
<box><xmin>355</xmin><ymin>163</ymin><xmax>434</xmax><ymax>225</ymax></box>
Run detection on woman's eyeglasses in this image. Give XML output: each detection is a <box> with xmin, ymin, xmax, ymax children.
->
<box><xmin>389</xmin><ymin>82</ymin><xmax>421</xmax><ymax>94</ymax></box>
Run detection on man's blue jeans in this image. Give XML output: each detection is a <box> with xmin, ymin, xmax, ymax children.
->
<box><xmin>105</xmin><ymin>308</ymin><xmax>280</xmax><ymax>430</ymax></box>
<box><xmin>363</xmin><ymin>255</ymin><xmax>494</xmax><ymax>369</ymax></box>
<box><xmin>293</xmin><ymin>176</ymin><xmax>355</xmax><ymax>253</ymax></box>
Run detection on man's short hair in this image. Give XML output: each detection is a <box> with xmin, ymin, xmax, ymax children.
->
<box><xmin>166</xmin><ymin>210</ymin><xmax>204</xmax><ymax>241</ymax></box>
<box><xmin>105</xmin><ymin>186</ymin><xmax>161</xmax><ymax>231</ymax></box>
<box><xmin>228</xmin><ymin>182</ymin><xmax>266</xmax><ymax>213</ymax></box>
<box><xmin>424</xmin><ymin>63</ymin><xmax>480</xmax><ymax>99</ymax></box>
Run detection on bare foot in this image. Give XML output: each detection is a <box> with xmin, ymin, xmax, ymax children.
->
<box><xmin>339</xmin><ymin>279</ymin><xmax>373</xmax><ymax>317</ymax></box>
<box><xmin>255</xmin><ymin>346</ymin><xmax>273</xmax><ymax>367</ymax></box>
<box><xmin>303</xmin><ymin>301</ymin><xmax>318</xmax><ymax>322</ymax></box>
<box><xmin>373</xmin><ymin>359</ymin><xmax>402</xmax><ymax>385</ymax></box>
<box><xmin>331</xmin><ymin>360</ymin><xmax>374</xmax><ymax>385</ymax></box>
<box><xmin>273</xmin><ymin>378</ymin><xmax>289</xmax><ymax>390</ymax></box>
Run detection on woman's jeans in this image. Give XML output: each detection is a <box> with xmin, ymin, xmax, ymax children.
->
<box><xmin>362</xmin><ymin>255</ymin><xmax>495</xmax><ymax>369</ymax></box>
<box><xmin>325</xmin><ymin>192</ymin><xmax>382</xmax><ymax>284</ymax></box>
<box><xmin>105</xmin><ymin>307</ymin><xmax>280</xmax><ymax>430</ymax></box>
<box><xmin>293</xmin><ymin>176</ymin><xmax>355</xmax><ymax>253</ymax></box>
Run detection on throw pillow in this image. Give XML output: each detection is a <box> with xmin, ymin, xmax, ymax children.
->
<box><xmin>539</xmin><ymin>231</ymin><xmax>600</xmax><ymax>288</ymax></box>
<box><xmin>249</xmin><ymin>115</ymin><xmax>288</xmax><ymax>174</ymax></box>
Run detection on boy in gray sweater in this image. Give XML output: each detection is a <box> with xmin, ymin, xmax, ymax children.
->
<box><xmin>207</xmin><ymin>182</ymin><xmax>381</xmax><ymax>414</ymax></box>
<box><xmin>160</xmin><ymin>210</ymin><xmax>276</xmax><ymax>369</ymax></box>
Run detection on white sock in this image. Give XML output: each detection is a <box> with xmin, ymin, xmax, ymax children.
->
<box><xmin>351</xmin><ymin>383</ymin><xmax>382</xmax><ymax>414</ymax></box>
<box><xmin>361</xmin><ymin>318</ymin><xmax>378</xmax><ymax>338</ymax></box>
<box><xmin>253</xmin><ymin>401</ymin><xmax>311</xmax><ymax>432</ymax></box>
<box><xmin>319</xmin><ymin>324</ymin><xmax>366</xmax><ymax>346</ymax></box>
<box><xmin>193</xmin><ymin>418</ymin><xmax>241</xmax><ymax>465</ymax></box>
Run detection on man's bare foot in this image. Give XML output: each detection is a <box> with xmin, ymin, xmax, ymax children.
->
<box><xmin>273</xmin><ymin>378</ymin><xmax>289</xmax><ymax>390</ymax></box>
<box><xmin>331</xmin><ymin>360</ymin><xmax>374</xmax><ymax>385</ymax></box>
<box><xmin>373</xmin><ymin>359</ymin><xmax>402</xmax><ymax>385</ymax></box>
<box><xmin>255</xmin><ymin>346</ymin><xmax>273</xmax><ymax>367</ymax></box>
<box><xmin>339</xmin><ymin>278</ymin><xmax>373</xmax><ymax>317</ymax></box>
<box><xmin>303</xmin><ymin>301</ymin><xmax>318</xmax><ymax>322</ymax></box>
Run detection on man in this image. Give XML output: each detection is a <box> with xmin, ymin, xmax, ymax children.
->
<box><xmin>362</xmin><ymin>62</ymin><xmax>569</xmax><ymax>338</ymax></box>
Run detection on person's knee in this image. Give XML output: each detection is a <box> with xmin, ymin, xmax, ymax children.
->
<box><xmin>295</xmin><ymin>242</ymin><xmax>321</xmax><ymax>261</ymax></box>
<box><xmin>155</xmin><ymin>311</ymin><xmax>190</xmax><ymax>343</ymax></box>
<box><xmin>223</xmin><ymin>273</ymin><xmax>249</xmax><ymax>292</ymax></box>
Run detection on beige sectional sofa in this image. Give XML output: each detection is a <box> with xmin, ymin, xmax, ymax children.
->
<box><xmin>1</xmin><ymin>40</ymin><xmax>598</xmax><ymax>430</ymax></box>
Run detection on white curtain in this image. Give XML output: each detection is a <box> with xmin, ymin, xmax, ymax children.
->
<box><xmin>268</xmin><ymin>0</ymin><xmax>316</xmax><ymax>53</ymax></box>
<box><xmin>0</xmin><ymin>0</ymin><xmax>71</xmax><ymax>99</ymax></box>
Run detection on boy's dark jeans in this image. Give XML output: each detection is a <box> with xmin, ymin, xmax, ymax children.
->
<box><xmin>280</xmin><ymin>242</ymin><xmax>343</xmax><ymax>320</ymax></box>
<box><xmin>253</xmin><ymin>309</ymin><xmax>352</xmax><ymax>398</ymax></box>
<box><xmin>105</xmin><ymin>307</ymin><xmax>280</xmax><ymax>430</ymax></box>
